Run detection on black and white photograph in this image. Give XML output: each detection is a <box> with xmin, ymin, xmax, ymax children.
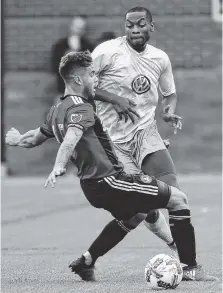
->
<box><xmin>1</xmin><ymin>1</ymin><xmax>222</xmax><ymax>292</ymax></box>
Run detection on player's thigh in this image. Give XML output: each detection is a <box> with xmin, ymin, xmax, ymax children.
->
<box><xmin>141</xmin><ymin>149</ymin><xmax>180</xmax><ymax>188</ymax></box>
<box><xmin>101</xmin><ymin>173</ymin><xmax>171</xmax><ymax>220</ymax></box>
<box><xmin>114</xmin><ymin>143</ymin><xmax>140</xmax><ymax>174</ymax></box>
<box><xmin>136</xmin><ymin>122</ymin><xmax>166</xmax><ymax>168</ymax></box>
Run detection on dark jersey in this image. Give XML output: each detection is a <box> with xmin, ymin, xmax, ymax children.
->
<box><xmin>40</xmin><ymin>95</ymin><xmax>124</xmax><ymax>179</ymax></box>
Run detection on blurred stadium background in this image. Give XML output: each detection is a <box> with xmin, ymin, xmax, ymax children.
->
<box><xmin>2</xmin><ymin>0</ymin><xmax>222</xmax><ymax>176</ymax></box>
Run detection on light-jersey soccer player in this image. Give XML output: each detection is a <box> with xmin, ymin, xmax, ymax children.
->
<box><xmin>72</xmin><ymin>5</ymin><xmax>185</xmax><ymax>277</ymax></box>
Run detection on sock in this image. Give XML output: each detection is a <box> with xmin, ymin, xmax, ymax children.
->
<box><xmin>88</xmin><ymin>219</ymin><xmax>129</xmax><ymax>265</ymax></box>
<box><xmin>144</xmin><ymin>210</ymin><xmax>174</xmax><ymax>245</ymax></box>
<box><xmin>169</xmin><ymin>209</ymin><xmax>197</xmax><ymax>267</ymax></box>
<box><xmin>83</xmin><ymin>251</ymin><xmax>92</xmax><ymax>265</ymax></box>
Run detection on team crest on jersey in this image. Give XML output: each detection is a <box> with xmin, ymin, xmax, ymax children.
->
<box><xmin>132</xmin><ymin>74</ymin><xmax>151</xmax><ymax>94</ymax></box>
<box><xmin>140</xmin><ymin>175</ymin><xmax>153</xmax><ymax>184</ymax></box>
<box><xmin>70</xmin><ymin>114</ymin><xmax>82</xmax><ymax>123</ymax></box>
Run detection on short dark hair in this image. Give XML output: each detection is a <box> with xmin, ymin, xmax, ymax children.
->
<box><xmin>59</xmin><ymin>51</ymin><xmax>92</xmax><ymax>81</ymax></box>
<box><xmin>125</xmin><ymin>6</ymin><xmax>153</xmax><ymax>22</ymax></box>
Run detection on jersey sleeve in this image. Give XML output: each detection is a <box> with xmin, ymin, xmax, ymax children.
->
<box><xmin>159</xmin><ymin>54</ymin><xmax>176</xmax><ymax>96</ymax></box>
<box><xmin>91</xmin><ymin>42</ymin><xmax>114</xmax><ymax>77</ymax></box>
<box><xmin>65</xmin><ymin>103</ymin><xmax>95</xmax><ymax>132</ymax></box>
<box><xmin>40</xmin><ymin>106</ymin><xmax>55</xmax><ymax>138</ymax></box>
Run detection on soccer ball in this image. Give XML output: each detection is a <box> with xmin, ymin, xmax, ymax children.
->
<box><xmin>145</xmin><ymin>254</ymin><xmax>183</xmax><ymax>290</ymax></box>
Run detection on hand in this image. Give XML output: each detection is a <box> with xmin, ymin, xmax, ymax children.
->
<box><xmin>44</xmin><ymin>167</ymin><xmax>66</xmax><ymax>188</ymax></box>
<box><xmin>5</xmin><ymin>128</ymin><xmax>22</xmax><ymax>146</ymax></box>
<box><xmin>113</xmin><ymin>100</ymin><xmax>140</xmax><ymax>123</ymax></box>
<box><xmin>162</xmin><ymin>105</ymin><xmax>182</xmax><ymax>134</ymax></box>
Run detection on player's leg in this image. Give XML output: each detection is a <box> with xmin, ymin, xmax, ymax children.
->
<box><xmin>68</xmin><ymin>146</ymin><xmax>142</xmax><ymax>281</ymax></box>
<box><xmin>165</xmin><ymin>186</ymin><xmax>217</xmax><ymax>281</ymax></box>
<box><xmin>112</xmin><ymin>174</ymin><xmax>217</xmax><ymax>281</ymax></box>
<box><xmin>114</xmin><ymin>141</ymin><xmax>174</xmax><ymax>246</ymax></box>
<box><xmin>69</xmin><ymin>147</ymin><xmax>175</xmax><ymax>280</ymax></box>
<box><xmin>140</xmin><ymin>148</ymin><xmax>179</xmax><ymax>228</ymax></box>
<box><xmin>73</xmin><ymin>152</ymin><xmax>149</xmax><ymax>279</ymax></box>
<box><xmin>134</xmin><ymin>124</ymin><xmax>175</xmax><ymax>246</ymax></box>
<box><xmin>70</xmin><ymin>175</ymin><xmax>217</xmax><ymax>281</ymax></box>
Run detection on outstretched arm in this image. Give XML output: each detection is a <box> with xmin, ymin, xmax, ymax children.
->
<box><xmin>95</xmin><ymin>88</ymin><xmax>140</xmax><ymax>123</ymax></box>
<box><xmin>5</xmin><ymin>127</ymin><xmax>49</xmax><ymax>148</ymax></box>
<box><xmin>45</xmin><ymin>127</ymin><xmax>83</xmax><ymax>188</ymax></box>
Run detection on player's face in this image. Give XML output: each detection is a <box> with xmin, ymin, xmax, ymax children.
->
<box><xmin>83</xmin><ymin>65</ymin><xmax>98</xmax><ymax>99</ymax></box>
<box><xmin>125</xmin><ymin>12</ymin><xmax>152</xmax><ymax>51</ymax></box>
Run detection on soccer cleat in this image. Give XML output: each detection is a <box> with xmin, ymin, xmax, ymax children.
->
<box><xmin>182</xmin><ymin>264</ymin><xmax>219</xmax><ymax>281</ymax></box>
<box><xmin>69</xmin><ymin>255</ymin><xmax>96</xmax><ymax>281</ymax></box>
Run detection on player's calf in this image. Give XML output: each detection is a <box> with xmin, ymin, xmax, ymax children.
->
<box><xmin>166</xmin><ymin>187</ymin><xmax>197</xmax><ymax>268</ymax></box>
<box><xmin>164</xmin><ymin>186</ymin><xmax>218</xmax><ymax>281</ymax></box>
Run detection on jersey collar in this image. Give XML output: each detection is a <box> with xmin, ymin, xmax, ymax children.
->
<box><xmin>60</xmin><ymin>94</ymin><xmax>88</xmax><ymax>102</ymax></box>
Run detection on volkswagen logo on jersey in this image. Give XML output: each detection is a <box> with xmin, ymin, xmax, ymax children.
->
<box><xmin>132</xmin><ymin>75</ymin><xmax>151</xmax><ymax>94</ymax></box>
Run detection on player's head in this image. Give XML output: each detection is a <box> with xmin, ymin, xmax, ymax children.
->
<box><xmin>59</xmin><ymin>51</ymin><xmax>98</xmax><ymax>99</ymax></box>
<box><xmin>125</xmin><ymin>6</ymin><xmax>154</xmax><ymax>52</ymax></box>
<box><xmin>69</xmin><ymin>16</ymin><xmax>87</xmax><ymax>37</ymax></box>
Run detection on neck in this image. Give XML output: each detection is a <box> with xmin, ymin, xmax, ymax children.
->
<box><xmin>127</xmin><ymin>39</ymin><xmax>147</xmax><ymax>53</ymax></box>
<box><xmin>64</xmin><ymin>85</ymin><xmax>87</xmax><ymax>100</ymax></box>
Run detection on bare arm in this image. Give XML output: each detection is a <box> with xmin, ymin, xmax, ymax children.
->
<box><xmin>95</xmin><ymin>88</ymin><xmax>140</xmax><ymax>123</ymax></box>
<box><xmin>19</xmin><ymin>128</ymin><xmax>49</xmax><ymax>148</ymax></box>
<box><xmin>161</xmin><ymin>93</ymin><xmax>177</xmax><ymax>115</ymax></box>
<box><xmin>5</xmin><ymin>127</ymin><xmax>49</xmax><ymax>148</ymax></box>
<box><xmin>53</xmin><ymin>127</ymin><xmax>83</xmax><ymax>170</ymax></box>
<box><xmin>45</xmin><ymin>127</ymin><xmax>83</xmax><ymax>187</ymax></box>
<box><xmin>161</xmin><ymin>93</ymin><xmax>182</xmax><ymax>133</ymax></box>
<box><xmin>95</xmin><ymin>88</ymin><xmax>123</xmax><ymax>105</ymax></box>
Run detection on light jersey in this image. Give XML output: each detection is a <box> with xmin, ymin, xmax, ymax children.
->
<box><xmin>92</xmin><ymin>36</ymin><xmax>176</xmax><ymax>143</ymax></box>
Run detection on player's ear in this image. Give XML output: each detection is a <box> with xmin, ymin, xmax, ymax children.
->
<box><xmin>74</xmin><ymin>75</ymin><xmax>82</xmax><ymax>86</ymax></box>
<box><xmin>150</xmin><ymin>22</ymin><xmax>154</xmax><ymax>32</ymax></box>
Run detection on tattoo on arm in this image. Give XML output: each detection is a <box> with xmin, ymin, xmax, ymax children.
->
<box><xmin>54</xmin><ymin>127</ymin><xmax>83</xmax><ymax>169</ymax></box>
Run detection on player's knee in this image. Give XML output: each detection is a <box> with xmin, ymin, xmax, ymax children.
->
<box><xmin>122</xmin><ymin>213</ymin><xmax>146</xmax><ymax>230</ymax></box>
<box><xmin>145</xmin><ymin>209</ymin><xmax>159</xmax><ymax>224</ymax></box>
<box><xmin>167</xmin><ymin>186</ymin><xmax>189</xmax><ymax>211</ymax></box>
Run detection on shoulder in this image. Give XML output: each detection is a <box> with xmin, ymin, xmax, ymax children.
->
<box><xmin>65</xmin><ymin>98</ymin><xmax>94</xmax><ymax>114</ymax></box>
<box><xmin>92</xmin><ymin>36</ymin><xmax>125</xmax><ymax>57</ymax></box>
<box><xmin>147</xmin><ymin>44</ymin><xmax>171</xmax><ymax>69</ymax></box>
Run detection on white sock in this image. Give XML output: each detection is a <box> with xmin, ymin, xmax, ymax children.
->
<box><xmin>83</xmin><ymin>251</ymin><xmax>92</xmax><ymax>265</ymax></box>
<box><xmin>143</xmin><ymin>211</ymin><xmax>173</xmax><ymax>245</ymax></box>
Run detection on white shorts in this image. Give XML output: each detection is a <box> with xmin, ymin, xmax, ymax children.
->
<box><xmin>114</xmin><ymin>121</ymin><xmax>166</xmax><ymax>174</ymax></box>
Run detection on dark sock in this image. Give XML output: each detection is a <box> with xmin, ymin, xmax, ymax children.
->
<box><xmin>169</xmin><ymin>209</ymin><xmax>197</xmax><ymax>267</ymax></box>
<box><xmin>88</xmin><ymin>219</ymin><xmax>129</xmax><ymax>264</ymax></box>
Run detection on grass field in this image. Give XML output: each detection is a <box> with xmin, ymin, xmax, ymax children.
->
<box><xmin>1</xmin><ymin>175</ymin><xmax>222</xmax><ymax>293</ymax></box>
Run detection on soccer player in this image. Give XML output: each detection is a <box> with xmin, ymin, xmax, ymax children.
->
<box><xmin>6</xmin><ymin>51</ymin><xmax>217</xmax><ymax>282</ymax></box>
<box><xmin>70</xmin><ymin>5</ymin><xmax>185</xmax><ymax>275</ymax></box>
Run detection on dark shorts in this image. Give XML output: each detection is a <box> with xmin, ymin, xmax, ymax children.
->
<box><xmin>80</xmin><ymin>172</ymin><xmax>171</xmax><ymax>221</ymax></box>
